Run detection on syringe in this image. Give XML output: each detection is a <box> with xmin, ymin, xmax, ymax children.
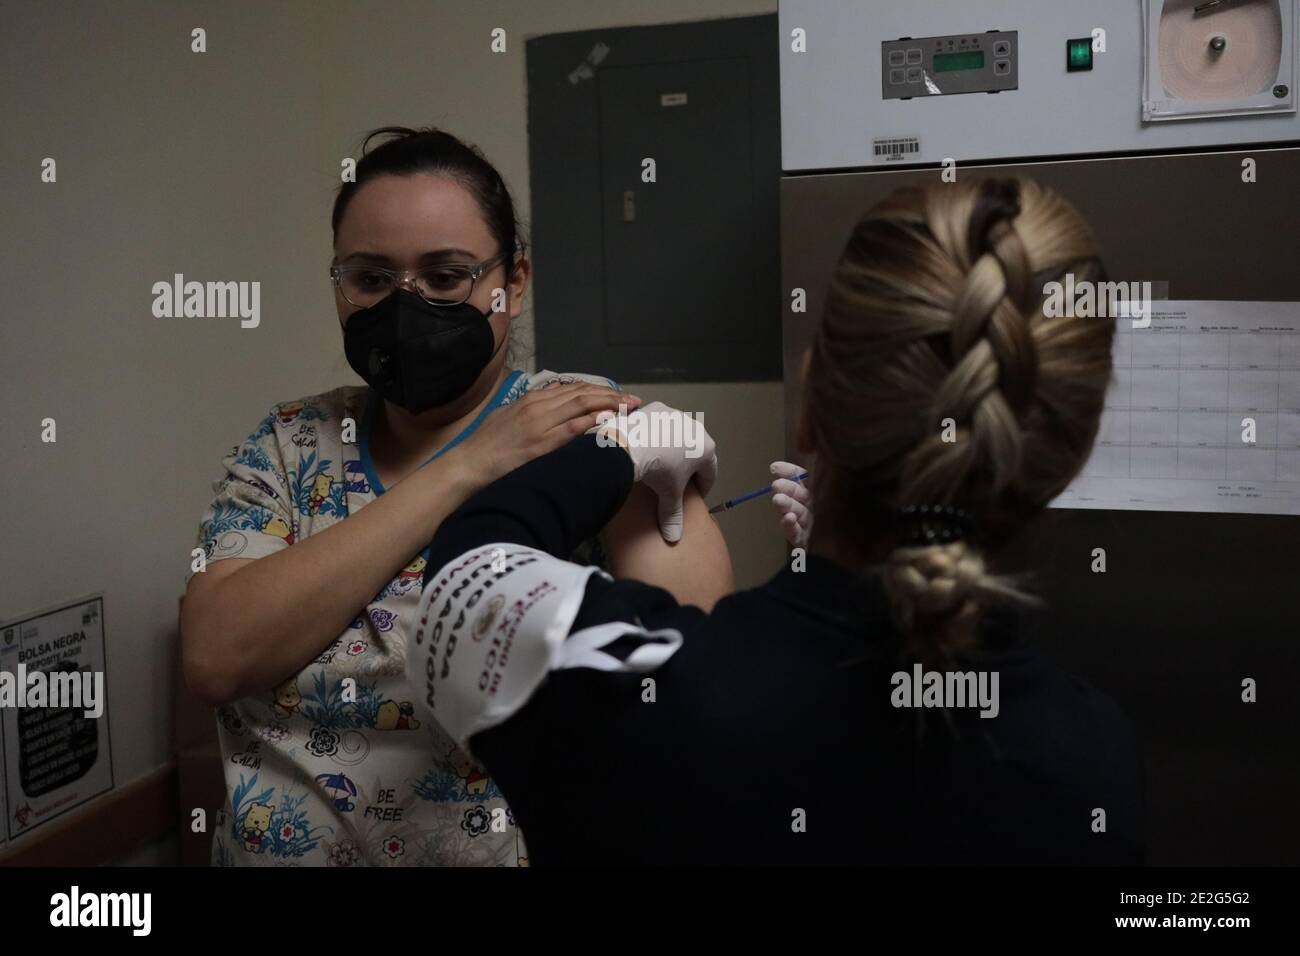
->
<box><xmin>708</xmin><ymin>472</ymin><xmax>810</xmax><ymax>515</ymax></box>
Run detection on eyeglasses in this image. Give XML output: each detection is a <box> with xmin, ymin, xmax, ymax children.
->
<box><xmin>329</xmin><ymin>253</ymin><xmax>509</xmax><ymax>308</ymax></box>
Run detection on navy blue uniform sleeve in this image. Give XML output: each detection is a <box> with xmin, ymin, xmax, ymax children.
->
<box><xmin>424</xmin><ymin>432</ymin><xmax>634</xmax><ymax>586</ymax></box>
<box><xmin>471</xmin><ymin>573</ymin><xmax>709</xmax><ymax>864</ymax></box>
<box><xmin>423</xmin><ymin>430</ymin><xmax>711</xmax><ymax>863</ymax></box>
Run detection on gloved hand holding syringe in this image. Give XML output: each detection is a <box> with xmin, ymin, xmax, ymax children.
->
<box><xmin>709</xmin><ymin>462</ymin><xmax>812</xmax><ymax>548</ymax></box>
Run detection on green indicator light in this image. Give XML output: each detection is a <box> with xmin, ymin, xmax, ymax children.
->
<box><xmin>1067</xmin><ymin>38</ymin><xmax>1093</xmax><ymax>72</ymax></box>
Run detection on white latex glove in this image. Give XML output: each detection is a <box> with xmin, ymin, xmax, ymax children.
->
<box><xmin>593</xmin><ymin>401</ymin><xmax>718</xmax><ymax>543</ymax></box>
<box><xmin>770</xmin><ymin>461</ymin><xmax>812</xmax><ymax>548</ymax></box>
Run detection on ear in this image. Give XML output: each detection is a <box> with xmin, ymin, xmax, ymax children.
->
<box><xmin>795</xmin><ymin>347</ymin><xmax>816</xmax><ymax>456</ymax></box>
<box><xmin>506</xmin><ymin>256</ymin><xmax>531</xmax><ymax>320</ymax></box>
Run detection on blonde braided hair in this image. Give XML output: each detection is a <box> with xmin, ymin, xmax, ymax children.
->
<box><xmin>804</xmin><ymin>178</ymin><xmax>1114</xmax><ymax>663</ymax></box>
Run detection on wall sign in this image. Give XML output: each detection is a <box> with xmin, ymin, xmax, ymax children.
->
<box><xmin>1</xmin><ymin>594</ymin><xmax>113</xmax><ymax>843</ymax></box>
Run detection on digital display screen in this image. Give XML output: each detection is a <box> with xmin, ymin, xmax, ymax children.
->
<box><xmin>933</xmin><ymin>51</ymin><xmax>986</xmax><ymax>73</ymax></box>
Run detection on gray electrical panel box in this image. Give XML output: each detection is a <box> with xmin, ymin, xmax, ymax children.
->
<box><xmin>597</xmin><ymin>58</ymin><xmax>755</xmax><ymax>349</ymax></box>
<box><xmin>527</xmin><ymin>15</ymin><xmax>782</xmax><ymax>382</ymax></box>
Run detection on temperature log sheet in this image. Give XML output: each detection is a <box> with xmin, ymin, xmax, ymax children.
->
<box><xmin>1052</xmin><ymin>301</ymin><xmax>1300</xmax><ymax>515</ymax></box>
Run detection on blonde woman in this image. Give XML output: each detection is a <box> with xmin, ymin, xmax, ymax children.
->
<box><xmin>404</xmin><ymin>176</ymin><xmax>1143</xmax><ymax>865</ymax></box>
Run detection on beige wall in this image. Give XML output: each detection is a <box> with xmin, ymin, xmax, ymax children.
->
<box><xmin>0</xmin><ymin>0</ymin><xmax>783</xmax><ymax>807</ymax></box>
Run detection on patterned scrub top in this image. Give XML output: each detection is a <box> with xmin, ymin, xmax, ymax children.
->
<box><xmin>189</xmin><ymin>369</ymin><xmax>616</xmax><ymax>866</ymax></box>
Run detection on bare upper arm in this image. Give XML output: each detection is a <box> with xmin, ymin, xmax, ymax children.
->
<box><xmin>602</xmin><ymin>483</ymin><xmax>734</xmax><ymax>611</ymax></box>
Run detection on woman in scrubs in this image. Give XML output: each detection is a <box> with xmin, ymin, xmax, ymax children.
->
<box><xmin>180</xmin><ymin>127</ymin><xmax>731</xmax><ymax>866</ymax></box>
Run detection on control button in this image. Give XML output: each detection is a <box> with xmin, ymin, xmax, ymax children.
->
<box><xmin>889</xmin><ymin>68</ymin><xmax>906</xmax><ymax>85</ymax></box>
<box><xmin>906</xmin><ymin>67</ymin><xmax>923</xmax><ymax>83</ymax></box>
<box><xmin>888</xmin><ymin>50</ymin><xmax>905</xmax><ymax>67</ymax></box>
<box><xmin>994</xmin><ymin>40</ymin><xmax>1011</xmax><ymax>56</ymax></box>
<box><xmin>1067</xmin><ymin>37</ymin><xmax>1093</xmax><ymax>71</ymax></box>
<box><xmin>906</xmin><ymin>48</ymin><xmax>922</xmax><ymax>65</ymax></box>
<box><xmin>994</xmin><ymin>59</ymin><xmax>1011</xmax><ymax>76</ymax></box>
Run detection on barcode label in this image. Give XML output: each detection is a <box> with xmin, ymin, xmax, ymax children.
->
<box><xmin>871</xmin><ymin>136</ymin><xmax>921</xmax><ymax>162</ymax></box>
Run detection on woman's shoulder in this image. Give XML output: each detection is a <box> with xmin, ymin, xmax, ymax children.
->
<box><xmin>493</xmin><ymin>369</ymin><xmax>621</xmax><ymax>405</ymax></box>
<box><xmin>228</xmin><ymin>387</ymin><xmax>369</xmax><ymax>450</ymax></box>
<box><xmin>1025</xmin><ymin>649</ymin><xmax>1133</xmax><ymax>732</ymax></box>
<box><xmin>997</xmin><ymin>646</ymin><xmax>1142</xmax><ymax>791</ymax></box>
<box><xmin>522</xmin><ymin>369</ymin><xmax>619</xmax><ymax>392</ymax></box>
<box><xmin>230</xmin><ymin>387</ymin><xmax>368</xmax><ymax>467</ymax></box>
<box><xmin>495</xmin><ymin>369</ymin><xmax>618</xmax><ymax>407</ymax></box>
<box><xmin>262</xmin><ymin>386</ymin><xmax>368</xmax><ymax>431</ymax></box>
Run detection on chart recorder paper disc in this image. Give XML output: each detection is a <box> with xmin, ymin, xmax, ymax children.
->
<box><xmin>1161</xmin><ymin>0</ymin><xmax>1282</xmax><ymax>99</ymax></box>
<box><xmin>1144</xmin><ymin>0</ymin><xmax>1296</xmax><ymax>120</ymax></box>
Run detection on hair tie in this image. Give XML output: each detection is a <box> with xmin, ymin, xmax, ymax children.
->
<box><xmin>895</xmin><ymin>504</ymin><xmax>974</xmax><ymax>545</ymax></box>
